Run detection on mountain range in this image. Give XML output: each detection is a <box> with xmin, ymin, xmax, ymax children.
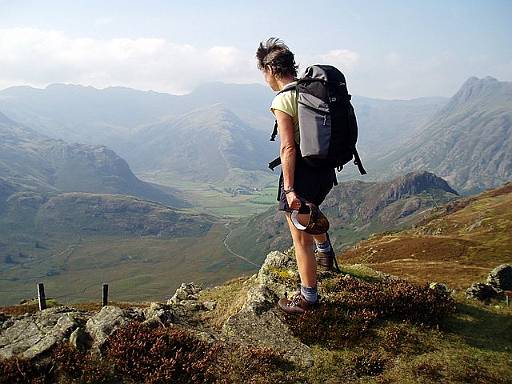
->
<box><xmin>376</xmin><ymin>76</ymin><xmax>512</xmax><ymax>194</ymax></box>
<box><xmin>0</xmin><ymin>75</ymin><xmax>511</xmax><ymax>306</ymax></box>
<box><xmin>0</xmin><ymin>82</ymin><xmax>451</xmax><ymax>186</ymax></box>
<box><xmin>226</xmin><ymin>171</ymin><xmax>459</xmax><ymax>262</ymax></box>
<box><xmin>0</xmin><ymin>111</ymin><xmax>185</xmax><ymax>207</ymax></box>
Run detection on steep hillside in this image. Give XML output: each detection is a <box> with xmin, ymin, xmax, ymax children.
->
<box><xmin>0</xmin><ymin>189</ymin><xmax>253</xmax><ymax>306</ymax></box>
<box><xmin>342</xmin><ymin>182</ymin><xmax>512</xmax><ymax>288</ymax></box>
<box><xmin>2</xmin><ymin>192</ymin><xmax>211</xmax><ymax>237</ymax></box>
<box><xmin>128</xmin><ymin>104</ymin><xmax>276</xmax><ymax>181</ymax></box>
<box><xmin>379</xmin><ymin>76</ymin><xmax>512</xmax><ymax>194</ymax></box>
<box><xmin>353</xmin><ymin>95</ymin><xmax>447</xmax><ymax>158</ymax></box>
<box><xmin>0</xmin><ymin>112</ymin><xmax>186</xmax><ymax>207</ymax></box>
<box><xmin>227</xmin><ymin>171</ymin><xmax>459</xmax><ymax>262</ymax></box>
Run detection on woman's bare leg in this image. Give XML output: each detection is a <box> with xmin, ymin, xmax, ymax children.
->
<box><xmin>285</xmin><ymin>213</ymin><xmax>317</xmax><ymax>287</ymax></box>
<box><xmin>312</xmin><ymin>233</ymin><xmax>328</xmax><ymax>244</ymax></box>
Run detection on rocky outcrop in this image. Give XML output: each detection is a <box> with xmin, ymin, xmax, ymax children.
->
<box><xmin>465</xmin><ymin>283</ymin><xmax>502</xmax><ymax>302</ymax></box>
<box><xmin>222</xmin><ymin>249</ymin><xmax>319</xmax><ymax>368</ymax></box>
<box><xmin>487</xmin><ymin>264</ymin><xmax>512</xmax><ymax>291</ymax></box>
<box><xmin>0</xmin><ymin>301</ymin><xmax>181</xmax><ymax>360</ymax></box>
<box><xmin>466</xmin><ymin>264</ymin><xmax>512</xmax><ymax>302</ymax></box>
<box><xmin>85</xmin><ymin>305</ymin><xmax>143</xmax><ymax>354</ymax></box>
<box><xmin>0</xmin><ymin>306</ymin><xmax>89</xmax><ymax>359</ymax></box>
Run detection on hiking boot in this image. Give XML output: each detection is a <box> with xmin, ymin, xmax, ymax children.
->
<box><xmin>277</xmin><ymin>292</ymin><xmax>319</xmax><ymax>315</ymax></box>
<box><xmin>315</xmin><ymin>233</ymin><xmax>342</xmax><ymax>273</ymax></box>
<box><xmin>315</xmin><ymin>248</ymin><xmax>342</xmax><ymax>273</ymax></box>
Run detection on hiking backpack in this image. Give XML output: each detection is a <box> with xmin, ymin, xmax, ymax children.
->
<box><xmin>269</xmin><ymin>64</ymin><xmax>367</xmax><ymax>175</ymax></box>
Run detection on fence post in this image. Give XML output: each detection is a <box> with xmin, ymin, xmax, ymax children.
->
<box><xmin>505</xmin><ymin>291</ymin><xmax>512</xmax><ymax>307</ymax></box>
<box><xmin>102</xmin><ymin>283</ymin><xmax>108</xmax><ymax>306</ymax></box>
<box><xmin>37</xmin><ymin>282</ymin><xmax>46</xmax><ymax>310</ymax></box>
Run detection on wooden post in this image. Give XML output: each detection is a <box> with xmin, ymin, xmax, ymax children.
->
<box><xmin>37</xmin><ymin>282</ymin><xmax>46</xmax><ymax>310</ymax></box>
<box><xmin>505</xmin><ymin>291</ymin><xmax>512</xmax><ymax>307</ymax></box>
<box><xmin>102</xmin><ymin>283</ymin><xmax>108</xmax><ymax>306</ymax></box>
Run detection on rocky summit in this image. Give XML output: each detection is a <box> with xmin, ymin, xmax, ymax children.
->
<box><xmin>0</xmin><ymin>246</ymin><xmax>464</xmax><ymax>383</ymax></box>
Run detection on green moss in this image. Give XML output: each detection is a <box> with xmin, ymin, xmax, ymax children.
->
<box><xmin>266</xmin><ymin>266</ymin><xmax>299</xmax><ymax>285</ymax></box>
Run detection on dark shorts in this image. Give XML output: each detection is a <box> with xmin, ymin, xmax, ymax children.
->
<box><xmin>277</xmin><ymin>159</ymin><xmax>336</xmax><ymax>212</ymax></box>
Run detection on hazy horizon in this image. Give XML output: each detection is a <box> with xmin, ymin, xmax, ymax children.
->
<box><xmin>1</xmin><ymin>0</ymin><xmax>511</xmax><ymax>99</ymax></box>
<box><xmin>1</xmin><ymin>75</ymin><xmax>504</xmax><ymax>102</ymax></box>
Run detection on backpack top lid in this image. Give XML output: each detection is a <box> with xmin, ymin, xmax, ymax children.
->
<box><xmin>302</xmin><ymin>65</ymin><xmax>347</xmax><ymax>85</ymax></box>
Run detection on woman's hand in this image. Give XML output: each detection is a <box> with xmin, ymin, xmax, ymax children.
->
<box><xmin>286</xmin><ymin>190</ymin><xmax>302</xmax><ymax>211</ymax></box>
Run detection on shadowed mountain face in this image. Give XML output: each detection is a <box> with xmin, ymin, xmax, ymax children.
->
<box><xmin>2</xmin><ymin>191</ymin><xmax>212</xmax><ymax>237</ymax></box>
<box><xmin>0</xmin><ymin>112</ymin><xmax>187</xmax><ymax>207</ymax></box>
<box><xmin>227</xmin><ymin>171</ymin><xmax>459</xmax><ymax>262</ymax></box>
<box><xmin>378</xmin><ymin>77</ymin><xmax>512</xmax><ymax>194</ymax></box>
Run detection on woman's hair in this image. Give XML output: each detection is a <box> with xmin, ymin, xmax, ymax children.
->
<box><xmin>256</xmin><ymin>37</ymin><xmax>298</xmax><ymax>79</ymax></box>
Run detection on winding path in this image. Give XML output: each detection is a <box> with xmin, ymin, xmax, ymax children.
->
<box><xmin>222</xmin><ymin>221</ymin><xmax>262</xmax><ymax>268</ymax></box>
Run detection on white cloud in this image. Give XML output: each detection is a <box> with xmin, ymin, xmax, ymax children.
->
<box><xmin>0</xmin><ymin>28</ymin><xmax>365</xmax><ymax>95</ymax></box>
<box><xmin>0</xmin><ymin>28</ymin><xmax>259</xmax><ymax>94</ymax></box>
<box><xmin>295</xmin><ymin>49</ymin><xmax>361</xmax><ymax>77</ymax></box>
<box><xmin>316</xmin><ymin>49</ymin><xmax>360</xmax><ymax>71</ymax></box>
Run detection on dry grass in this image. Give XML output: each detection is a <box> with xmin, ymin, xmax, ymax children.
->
<box><xmin>340</xmin><ymin>184</ymin><xmax>512</xmax><ymax>289</ymax></box>
<box><xmin>196</xmin><ymin>275</ymin><xmax>252</xmax><ymax>330</ymax></box>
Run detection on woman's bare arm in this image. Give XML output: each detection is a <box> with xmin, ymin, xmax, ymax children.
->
<box><xmin>274</xmin><ymin>109</ymin><xmax>301</xmax><ymax>210</ymax></box>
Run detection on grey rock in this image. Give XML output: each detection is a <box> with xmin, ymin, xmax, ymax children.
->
<box><xmin>257</xmin><ymin>250</ymin><xmax>300</xmax><ymax>296</ymax></box>
<box><xmin>0</xmin><ymin>306</ymin><xmax>86</xmax><ymax>360</ymax></box>
<box><xmin>221</xmin><ymin>250</ymin><xmax>314</xmax><ymax>368</ymax></box>
<box><xmin>167</xmin><ymin>282</ymin><xmax>203</xmax><ymax>304</ymax></box>
<box><xmin>68</xmin><ymin>326</ymin><xmax>89</xmax><ymax>352</ymax></box>
<box><xmin>222</xmin><ymin>302</ymin><xmax>313</xmax><ymax>369</ymax></box>
<box><xmin>487</xmin><ymin>264</ymin><xmax>512</xmax><ymax>291</ymax></box>
<box><xmin>429</xmin><ymin>282</ymin><xmax>452</xmax><ymax>295</ymax></box>
<box><xmin>203</xmin><ymin>301</ymin><xmax>217</xmax><ymax>311</ymax></box>
<box><xmin>142</xmin><ymin>302</ymin><xmax>177</xmax><ymax>326</ymax></box>
<box><xmin>243</xmin><ymin>284</ymin><xmax>278</xmax><ymax>316</ymax></box>
<box><xmin>85</xmin><ymin>305</ymin><xmax>139</xmax><ymax>353</ymax></box>
<box><xmin>465</xmin><ymin>282</ymin><xmax>502</xmax><ymax>301</ymax></box>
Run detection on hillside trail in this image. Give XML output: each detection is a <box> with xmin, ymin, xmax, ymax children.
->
<box><xmin>222</xmin><ymin>221</ymin><xmax>262</xmax><ymax>268</ymax></box>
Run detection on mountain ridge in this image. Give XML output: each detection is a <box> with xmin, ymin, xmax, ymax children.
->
<box><xmin>378</xmin><ymin>76</ymin><xmax>512</xmax><ymax>194</ymax></box>
<box><xmin>227</xmin><ymin>170</ymin><xmax>459</xmax><ymax>262</ymax></box>
<box><xmin>0</xmin><ymin>112</ymin><xmax>187</xmax><ymax>207</ymax></box>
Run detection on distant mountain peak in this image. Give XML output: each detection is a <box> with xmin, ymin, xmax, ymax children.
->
<box><xmin>445</xmin><ymin>75</ymin><xmax>510</xmax><ymax>110</ymax></box>
<box><xmin>460</xmin><ymin>75</ymin><xmax>499</xmax><ymax>88</ymax></box>
<box><xmin>389</xmin><ymin>171</ymin><xmax>458</xmax><ymax>197</ymax></box>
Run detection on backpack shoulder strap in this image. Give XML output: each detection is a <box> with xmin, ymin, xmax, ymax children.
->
<box><xmin>269</xmin><ymin>82</ymin><xmax>298</xmax><ymax>142</ymax></box>
<box><xmin>353</xmin><ymin>148</ymin><xmax>367</xmax><ymax>175</ymax></box>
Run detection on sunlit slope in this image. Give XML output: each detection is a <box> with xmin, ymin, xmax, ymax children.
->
<box><xmin>342</xmin><ymin>182</ymin><xmax>512</xmax><ymax>288</ymax></box>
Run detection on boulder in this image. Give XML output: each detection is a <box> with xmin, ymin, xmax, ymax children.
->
<box><xmin>487</xmin><ymin>264</ymin><xmax>512</xmax><ymax>291</ymax></box>
<box><xmin>168</xmin><ymin>282</ymin><xmax>203</xmax><ymax>304</ymax></box>
<box><xmin>0</xmin><ymin>306</ymin><xmax>88</xmax><ymax>360</ymax></box>
<box><xmin>222</xmin><ymin>250</ymin><xmax>314</xmax><ymax>368</ymax></box>
<box><xmin>429</xmin><ymin>282</ymin><xmax>452</xmax><ymax>295</ymax></box>
<box><xmin>68</xmin><ymin>326</ymin><xmax>89</xmax><ymax>352</ymax></box>
<box><xmin>141</xmin><ymin>302</ymin><xmax>178</xmax><ymax>326</ymax></box>
<box><xmin>257</xmin><ymin>249</ymin><xmax>300</xmax><ymax>296</ymax></box>
<box><xmin>203</xmin><ymin>301</ymin><xmax>217</xmax><ymax>311</ymax></box>
<box><xmin>85</xmin><ymin>305</ymin><xmax>141</xmax><ymax>354</ymax></box>
<box><xmin>465</xmin><ymin>282</ymin><xmax>502</xmax><ymax>301</ymax></box>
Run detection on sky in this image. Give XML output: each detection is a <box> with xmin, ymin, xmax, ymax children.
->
<box><xmin>0</xmin><ymin>0</ymin><xmax>511</xmax><ymax>99</ymax></box>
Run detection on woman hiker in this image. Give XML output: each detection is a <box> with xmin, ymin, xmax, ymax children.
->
<box><xmin>256</xmin><ymin>37</ymin><xmax>338</xmax><ymax>315</ymax></box>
